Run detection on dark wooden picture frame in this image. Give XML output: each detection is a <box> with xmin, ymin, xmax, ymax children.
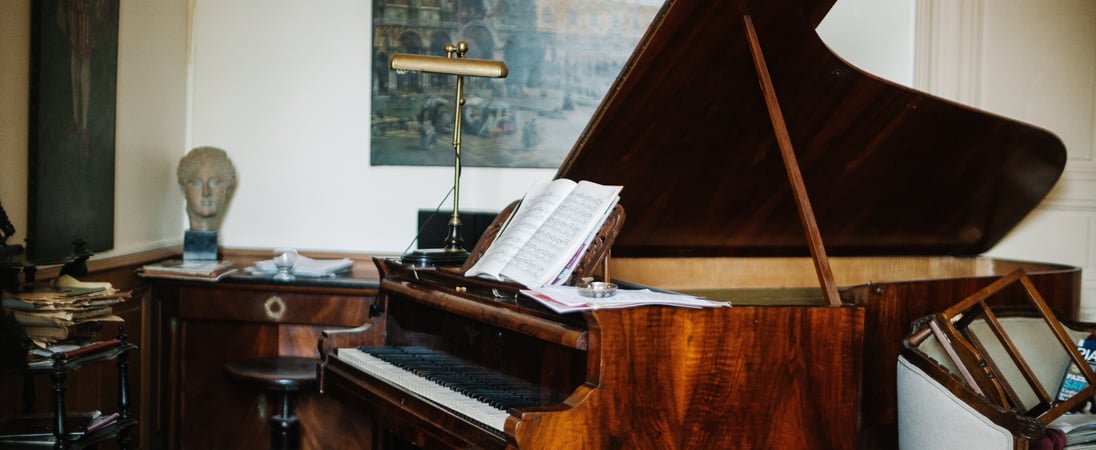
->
<box><xmin>27</xmin><ymin>0</ymin><xmax>119</xmax><ymax>263</ymax></box>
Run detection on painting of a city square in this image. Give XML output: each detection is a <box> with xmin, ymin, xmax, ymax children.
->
<box><xmin>370</xmin><ymin>0</ymin><xmax>662</xmax><ymax>168</ymax></box>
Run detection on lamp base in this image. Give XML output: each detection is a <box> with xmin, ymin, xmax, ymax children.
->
<box><xmin>400</xmin><ymin>248</ymin><xmax>470</xmax><ymax>267</ymax></box>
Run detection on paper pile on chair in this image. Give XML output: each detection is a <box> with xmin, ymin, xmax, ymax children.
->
<box><xmin>1</xmin><ymin>275</ymin><xmax>129</xmax><ymax>346</ymax></box>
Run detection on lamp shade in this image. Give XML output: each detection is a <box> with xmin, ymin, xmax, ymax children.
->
<box><xmin>389</xmin><ymin>54</ymin><xmax>509</xmax><ymax>78</ymax></box>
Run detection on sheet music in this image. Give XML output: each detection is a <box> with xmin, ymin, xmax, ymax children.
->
<box><xmin>522</xmin><ymin>286</ymin><xmax>730</xmax><ymax>313</ymax></box>
<box><xmin>466</xmin><ymin>179</ymin><xmax>574</xmax><ymax>279</ymax></box>
<box><xmin>466</xmin><ymin>179</ymin><xmax>620</xmax><ymax>287</ymax></box>
<box><xmin>502</xmin><ymin>182</ymin><xmax>619</xmax><ymax>287</ymax></box>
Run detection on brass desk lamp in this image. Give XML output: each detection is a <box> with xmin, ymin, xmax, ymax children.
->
<box><xmin>392</xmin><ymin>42</ymin><xmax>508</xmax><ymax>266</ymax></box>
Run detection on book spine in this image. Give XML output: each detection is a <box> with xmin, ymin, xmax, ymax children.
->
<box><xmin>60</xmin><ymin>338</ymin><xmax>123</xmax><ymax>359</ymax></box>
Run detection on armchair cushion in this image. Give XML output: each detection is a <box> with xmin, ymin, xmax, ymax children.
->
<box><xmin>898</xmin><ymin>354</ymin><xmax>1014</xmax><ymax>449</ymax></box>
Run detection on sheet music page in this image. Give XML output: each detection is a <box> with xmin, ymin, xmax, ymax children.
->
<box><xmin>548</xmin><ymin>203</ymin><xmax>617</xmax><ymax>285</ymax></box>
<box><xmin>499</xmin><ymin>180</ymin><xmax>621</xmax><ymax>288</ymax></box>
<box><xmin>465</xmin><ymin>179</ymin><xmax>577</xmax><ymax>279</ymax></box>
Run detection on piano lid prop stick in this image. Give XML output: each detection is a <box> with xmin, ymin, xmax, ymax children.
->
<box><xmin>742</xmin><ymin>15</ymin><xmax>842</xmax><ymax>307</ymax></box>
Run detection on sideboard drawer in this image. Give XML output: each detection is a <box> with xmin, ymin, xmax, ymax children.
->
<box><xmin>175</xmin><ymin>286</ymin><xmax>372</xmax><ymax>326</ymax></box>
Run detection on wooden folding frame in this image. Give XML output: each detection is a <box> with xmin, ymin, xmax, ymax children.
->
<box><xmin>908</xmin><ymin>268</ymin><xmax>1096</xmax><ymax>424</ymax></box>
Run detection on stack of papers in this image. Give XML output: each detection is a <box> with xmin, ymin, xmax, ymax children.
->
<box><xmin>521</xmin><ymin>286</ymin><xmax>729</xmax><ymax>313</ymax></box>
<box><xmin>3</xmin><ymin>276</ymin><xmax>129</xmax><ymax>346</ymax></box>
<box><xmin>253</xmin><ymin>255</ymin><xmax>353</xmax><ymax>277</ymax></box>
<box><xmin>1051</xmin><ymin>413</ymin><xmax>1096</xmax><ymax>448</ymax></box>
<box><xmin>139</xmin><ymin>259</ymin><xmax>237</xmax><ymax>281</ymax></box>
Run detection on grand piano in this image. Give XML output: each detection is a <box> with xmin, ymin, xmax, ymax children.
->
<box><xmin>319</xmin><ymin>0</ymin><xmax>1081</xmax><ymax>448</ymax></box>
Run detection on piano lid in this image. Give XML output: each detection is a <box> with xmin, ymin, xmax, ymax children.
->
<box><xmin>556</xmin><ymin>0</ymin><xmax>1067</xmax><ymax>258</ymax></box>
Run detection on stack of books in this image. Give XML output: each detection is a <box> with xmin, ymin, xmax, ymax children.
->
<box><xmin>2</xmin><ymin>275</ymin><xmax>129</xmax><ymax>346</ymax></box>
<box><xmin>24</xmin><ymin>338</ymin><xmax>127</xmax><ymax>369</ymax></box>
<box><xmin>0</xmin><ymin>410</ymin><xmax>120</xmax><ymax>446</ymax></box>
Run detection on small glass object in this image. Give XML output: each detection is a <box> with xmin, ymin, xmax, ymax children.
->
<box><xmin>577</xmin><ymin>277</ymin><xmax>618</xmax><ymax>298</ymax></box>
<box><xmin>272</xmin><ymin>248</ymin><xmax>298</xmax><ymax>281</ymax></box>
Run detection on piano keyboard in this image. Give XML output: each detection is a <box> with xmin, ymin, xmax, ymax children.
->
<box><xmin>334</xmin><ymin>346</ymin><xmax>541</xmax><ymax>435</ymax></box>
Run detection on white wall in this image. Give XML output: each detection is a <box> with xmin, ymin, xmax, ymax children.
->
<box><xmin>188</xmin><ymin>0</ymin><xmax>554</xmax><ymax>254</ymax></box>
<box><xmin>943</xmin><ymin>1</ymin><xmax>1096</xmax><ymax>317</ymax></box>
<box><xmin>818</xmin><ymin>0</ymin><xmax>916</xmax><ymax>86</ymax></box>
<box><xmin>113</xmin><ymin>0</ymin><xmax>191</xmax><ymax>255</ymax></box>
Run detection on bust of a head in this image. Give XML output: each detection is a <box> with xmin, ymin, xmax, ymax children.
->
<box><xmin>177</xmin><ymin>146</ymin><xmax>237</xmax><ymax>232</ymax></box>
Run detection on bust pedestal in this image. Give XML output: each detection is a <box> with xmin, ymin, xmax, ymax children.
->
<box><xmin>183</xmin><ymin>230</ymin><xmax>218</xmax><ymax>261</ymax></box>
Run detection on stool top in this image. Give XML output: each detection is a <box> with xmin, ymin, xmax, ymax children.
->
<box><xmin>224</xmin><ymin>356</ymin><xmax>318</xmax><ymax>391</ymax></box>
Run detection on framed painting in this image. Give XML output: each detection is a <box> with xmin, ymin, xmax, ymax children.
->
<box><xmin>27</xmin><ymin>0</ymin><xmax>119</xmax><ymax>263</ymax></box>
<box><xmin>369</xmin><ymin>0</ymin><xmax>662</xmax><ymax>168</ymax></box>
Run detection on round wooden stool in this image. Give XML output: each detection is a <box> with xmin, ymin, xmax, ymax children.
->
<box><xmin>224</xmin><ymin>356</ymin><xmax>318</xmax><ymax>450</ymax></box>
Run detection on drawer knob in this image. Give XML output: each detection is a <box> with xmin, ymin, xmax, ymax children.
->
<box><xmin>264</xmin><ymin>295</ymin><xmax>287</xmax><ymax>320</ymax></box>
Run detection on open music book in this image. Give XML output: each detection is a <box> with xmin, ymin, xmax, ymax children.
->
<box><xmin>465</xmin><ymin>179</ymin><xmax>621</xmax><ymax>288</ymax></box>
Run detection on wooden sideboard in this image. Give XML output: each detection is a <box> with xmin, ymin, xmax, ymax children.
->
<box><xmin>148</xmin><ymin>261</ymin><xmax>381</xmax><ymax>450</ymax></box>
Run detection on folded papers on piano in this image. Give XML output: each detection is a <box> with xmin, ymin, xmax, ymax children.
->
<box><xmin>521</xmin><ymin>285</ymin><xmax>729</xmax><ymax>313</ymax></box>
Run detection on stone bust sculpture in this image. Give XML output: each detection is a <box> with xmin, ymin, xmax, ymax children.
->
<box><xmin>177</xmin><ymin>146</ymin><xmax>237</xmax><ymax>232</ymax></box>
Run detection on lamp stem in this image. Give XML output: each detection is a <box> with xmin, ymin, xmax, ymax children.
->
<box><xmin>444</xmin><ymin>42</ymin><xmax>468</xmax><ymax>253</ymax></box>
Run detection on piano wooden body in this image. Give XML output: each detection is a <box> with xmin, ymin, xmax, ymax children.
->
<box><xmin>322</xmin><ymin>257</ymin><xmax>869</xmax><ymax>449</ymax></box>
<box><xmin>320</xmin><ymin>0</ymin><xmax>1081</xmax><ymax>448</ymax></box>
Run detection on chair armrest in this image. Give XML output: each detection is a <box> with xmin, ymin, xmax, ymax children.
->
<box><xmin>898</xmin><ymin>354</ymin><xmax>1018</xmax><ymax>449</ymax></box>
<box><xmin>318</xmin><ymin>315</ymin><xmax>386</xmax><ymax>360</ymax></box>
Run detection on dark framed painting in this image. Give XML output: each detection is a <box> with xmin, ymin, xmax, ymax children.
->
<box><xmin>27</xmin><ymin>0</ymin><xmax>119</xmax><ymax>263</ymax></box>
<box><xmin>370</xmin><ymin>0</ymin><xmax>662</xmax><ymax>168</ymax></box>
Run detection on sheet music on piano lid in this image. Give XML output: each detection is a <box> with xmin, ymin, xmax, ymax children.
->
<box><xmin>522</xmin><ymin>285</ymin><xmax>729</xmax><ymax>313</ymax></box>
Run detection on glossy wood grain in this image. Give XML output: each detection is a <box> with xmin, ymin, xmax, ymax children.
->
<box><xmin>509</xmin><ymin>305</ymin><xmax>864</xmax><ymax>449</ymax></box>
<box><xmin>323</xmin><ymin>258</ymin><xmax>864</xmax><ymax>449</ymax></box>
<box><xmin>613</xmin><ymin>255</ymin><xmax>1080</xmax><ymax>444</ymax></box>
<box><xmin>559</xmin><ymin>0</ymin><xmax>1066</xmax><ymax>258</ymax></box>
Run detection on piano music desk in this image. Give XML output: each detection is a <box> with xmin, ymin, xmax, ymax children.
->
<box><xmin>148</xmin><ymin>259</ymin><xmax>381</xmax><ymax>450</ymax></box>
